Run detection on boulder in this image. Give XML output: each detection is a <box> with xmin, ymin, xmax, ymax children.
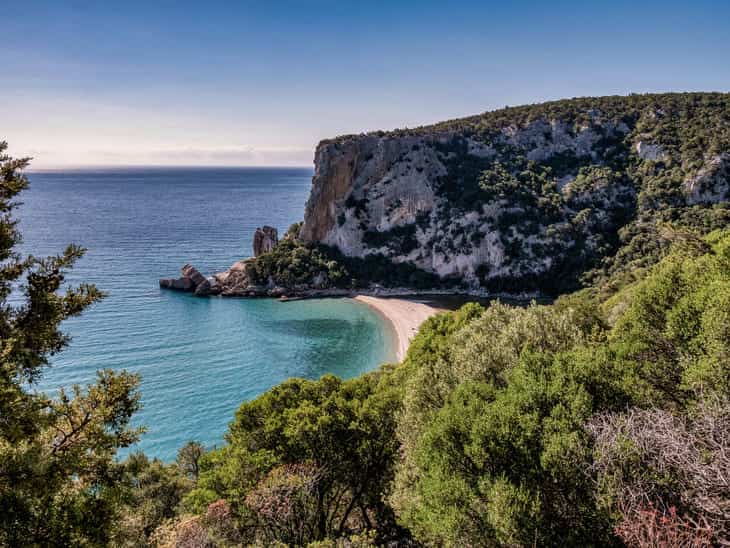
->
<box><xmin>160</xmin><ymin>263</ymin><xmax>210</xmax><ymax>295</ymax></box>
<box><xmin>213</xmin><ymin>271</ymin><xmax>230</xmax><ymax>285</ymax></box>
<box><xmin>213</xmin><ymin>259</ymin><xmax>252</xmax><ymax>295</ymax></box>
<box><xmin>194</xmin><ymin>277</ymin><xmax>213</xmax><ymax>296</ymax></box>
<box><xmin>229</xmin><ymin>259</ymin><xmax>248</xmax><ymax>272</ymax></box>
<box><xmin>268</xmin><ymin>286</ymin><xmax>287</xmax><ymax>297</ymax></box>
<box><xmin>181</xmin><ymin>264</ymin><xmax>207</xmax><ymax>286</ymax></box>
<box><xmin>159</xmin><ymin>276</ymin><xmax>194</xmax><ymax>291</ymax></box>
<box><xmin>159</xmin><ymin>278</ymin><xmax>174</xmax><ymax>289</ymax></box>
<box><xmin>171</xmin><ymin>277</ymin><xmax>194</xmax><ymax>290</ymax></box>
<box><xmin>253</xmin><ymin>226</ymin><xmax>278</xmax><ymax>256</ymax></box>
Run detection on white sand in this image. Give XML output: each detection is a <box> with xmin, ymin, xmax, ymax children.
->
<box><xmin>354</xmin><ymin>295</ymin><xmax>443</xmax><ymax>361</ymax></box>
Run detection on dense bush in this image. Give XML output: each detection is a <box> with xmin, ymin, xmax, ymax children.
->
<box><xmin>247</xmin><ymin>236</ymin><xmax>443</xmax><ymax>290</ymax></box>
<box><xmin>183</xmin><ymin>369</ymin><xmax>407</xmax><ymax>545</ymax></box>
<box><xmin>388</xmin><ymin>230</ymin><xmax>730</xmax><ymax>546</ymax></box>
<box><xmin>246</xmin><ymin>238</ymin><xmax>350</xmax><ymax>288</ymax></box>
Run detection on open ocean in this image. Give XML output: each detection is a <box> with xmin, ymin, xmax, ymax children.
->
<box><xmin>18</xmin><ymin>167</ymin><xmax>396</xmax><ymax>461</ymax></box>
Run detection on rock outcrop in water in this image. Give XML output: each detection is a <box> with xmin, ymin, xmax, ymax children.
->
<box><xmin>160</xmin><ymin>228</ymin><xmax>289</xmax><ymax>297</ymax></box>
<box><xmin>159</xmin><ymin>263</ymin><xmax>219</xmax><ymax>296</ymax></box>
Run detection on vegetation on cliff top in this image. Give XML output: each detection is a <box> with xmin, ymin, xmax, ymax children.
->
<box><xmin>323</xmin><ymin>92</ymin><xmax>730</xmax><ymax>153</ymax></box>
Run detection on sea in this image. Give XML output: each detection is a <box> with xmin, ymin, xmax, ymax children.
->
<box><xmin>18</xmin><ymin>167</ymin><xmax>397</xmax><ymax>461</ymax></box>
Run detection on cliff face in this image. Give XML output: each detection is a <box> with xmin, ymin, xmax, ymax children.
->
<box><xmin>300</xmin><ymin>93</ymin><xmax>730</xmax><ymax>291</ymax></box>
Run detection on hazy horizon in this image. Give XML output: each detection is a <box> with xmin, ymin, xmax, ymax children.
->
<box><xmin>25</xmin><ymin>164</ymin><xmax>316</xmax><ymax>172</ymax></box>
<box><xmin>6</xmin><ymin>0</ymin><xmax>730</xmax><ymax>168</ymax></box>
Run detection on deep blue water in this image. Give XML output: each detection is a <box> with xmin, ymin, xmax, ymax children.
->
<box><xmin>18</xmin><ymin>168</ymin><xmax>396</xmax><ymax>461</ymax></box>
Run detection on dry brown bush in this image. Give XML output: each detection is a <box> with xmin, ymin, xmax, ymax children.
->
<box><xmin>587</xmin><ymin>398</ymin><xmax>730</xmax><ymax>545</ymax></box>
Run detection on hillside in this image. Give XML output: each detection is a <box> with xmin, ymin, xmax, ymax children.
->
<box><xmin>149</xmin><ymin>228</ymin><xmax>730</xmax><ymax>547</ymax></box>
<box><xmin>294</xmin><ymin>92</ymin><xmax>730</xmax><ymax>295</ymax></box>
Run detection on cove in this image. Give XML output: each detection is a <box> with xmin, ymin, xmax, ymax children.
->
<box><xmin>19</xmin><ymin>168</ymin><xmax>397</xmax><ymax>460</ymax></box>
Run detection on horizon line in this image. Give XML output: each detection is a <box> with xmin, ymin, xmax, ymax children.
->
<box><xmin>26</xmin><ymin>164</ymin><xmax>315</xmax><ymax>173</ymax></box>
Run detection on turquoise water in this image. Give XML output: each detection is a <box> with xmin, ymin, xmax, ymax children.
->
<box><xmin>18</xmin><ymin>168</ymin><xmax>396</xmax><ymax>461</ymax></box>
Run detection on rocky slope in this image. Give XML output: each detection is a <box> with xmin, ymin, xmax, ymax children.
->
<box><xmin>299</xmin><ymin>93</ymin><xmax>730</xmax><ymax>293</ymax></box>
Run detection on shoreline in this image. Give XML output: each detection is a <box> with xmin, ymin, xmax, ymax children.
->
<box><xmin>354</xmin><ymin>295</ymin><xmax>445</xmax><ymax>361</ymax></box>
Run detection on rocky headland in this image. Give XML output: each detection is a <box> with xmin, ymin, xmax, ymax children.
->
<box><xmin>161</xmin><ymin>93</ymin><xmax>730</xmax><ymax>300</ymax></box>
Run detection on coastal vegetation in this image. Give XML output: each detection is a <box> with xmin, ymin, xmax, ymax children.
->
<box><xmin>2</xmin><ymin>92</ymin><xmax>730</xmax><ymax>547</ymax></box>
<box><xmin>145</xmin><ymin>227</ymin><xmax>730</xmax><ymax>547</ymax></box>
<box><xmin>0</xmin><ymin>142</ymin><xmax>142</xmax><ymax>546</ymax></box>
<box><xmin>247</xmin><ymin>236</ymin><xmax>442</xmax><ymax>291</ymax></box>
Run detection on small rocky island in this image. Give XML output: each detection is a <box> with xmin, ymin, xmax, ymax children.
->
<box><xmin>159</xmin><ymin>225</ymin><xmax>289</xmax><ymax>297</ymax></box>
<box><xmin>160</xmin><ymin>226</ymin><xmax>336</xmax><ymax>298</ymax></box>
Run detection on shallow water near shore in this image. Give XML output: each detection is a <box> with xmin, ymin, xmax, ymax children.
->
<box><xmin>18</xmin><ymin>168</ymin><xmax>397</xmax><ymax>461</ymax></box>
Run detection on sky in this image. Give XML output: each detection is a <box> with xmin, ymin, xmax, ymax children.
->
<box><xmin>4</xmin><ymin>0</ymin><xmax>730</xmax><ymax>168</ymax></box>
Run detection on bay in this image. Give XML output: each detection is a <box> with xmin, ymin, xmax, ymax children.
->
<box><xmin>18</xmin><ymin>167</ymin><xmax>396</xmax><ymax>461</ymax></box>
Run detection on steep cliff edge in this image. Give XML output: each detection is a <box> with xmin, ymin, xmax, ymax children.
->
<box><xmin>300</xmin><ymin>93</ymin><xmax>730</xmax><ymax>294</ymax></box>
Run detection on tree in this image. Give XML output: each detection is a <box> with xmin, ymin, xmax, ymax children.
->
<box><xmin>114</xmin><ymin>452</ymin><xmax>195</xmax><ymax>546</ymax></box>
<box><xmin>187</xmin><ymin>369</ymin><xmax>405</xmax><ymax>545</ymax></box>
<box><xmin>0</xmin><ymin>141</ymin><xmax>143</xmax><ymax>546</ymax></box>
<box><xmin>177</xmin><ymin>440</ymin><xmax>206</xmax><ymax>481</ymax></box>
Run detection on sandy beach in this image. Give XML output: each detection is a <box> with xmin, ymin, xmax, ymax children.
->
<box><xmin>354</xmin><ymin>295</ymin><xmax>445</xmax><ymax>361</ymax></box>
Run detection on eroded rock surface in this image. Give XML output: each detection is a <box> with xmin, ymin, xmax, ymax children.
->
<box><xmin>253</xmin><ymin>226</ymin><xmax>278</xmax><ymax>257</ymax></box>
<box><xmin>163</xmin><ymin>94</ymin><xmax>730</xmax><ymax>297</ymax></box>
<box><xmin>299</xmin><ymin>99</ymin><xmax>730</xmax><ymax>290</ymax></box>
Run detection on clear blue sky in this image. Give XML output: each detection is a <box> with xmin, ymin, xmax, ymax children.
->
<box><xmin>5</xmin><ymin>0</ymin><xmax>730</xmax><ymax>167</ymax></box>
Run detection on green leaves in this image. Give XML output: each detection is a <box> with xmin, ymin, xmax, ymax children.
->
<box><xmin>187</xmin><ymin>369</ymin><xmax>403</xmax><ymax>544</ymax></box>
<box><xmin>391</xmin><ymin>230</ymin><xmax>730</xmax><ymax>545</ymax></box>
<box><xmin>0</xmin><ymin>143</ymin><xmax>142</xmax><ymax>546</ymax></box>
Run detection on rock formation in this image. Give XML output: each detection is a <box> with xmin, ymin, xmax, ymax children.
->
<box><xmin>685</xmin><ymin>153</ymin><xmax>730</xmax><ymax>205</ymax></box>
<box><xmin>159</xmin><ymin>263</ymin><xmax>218</xmax><ymax>296</ymax></box>
<box><xmin>213</xmin><ymin>260</ymin><xmax>253</xmax><ymax>295</ymax></box>
<box><xmin>253</xmin><ymin>226</ymin><xmax>278</xmax><ymax>256</ymax></box>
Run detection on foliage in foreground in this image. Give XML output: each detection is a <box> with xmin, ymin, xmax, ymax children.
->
<box><xmin>184</xmin><ymin>370</ymin><xmax>406</xmax><ymax>545</ymax></box>
<box><xmin>0</xmin><ymin>142</ymin><xmax>142</xmax><ymax>546</ymax></box>
<box><xmin>390</xmin><ymin>229</ymin><xmax>730</xmax><ymax>546</ymax></box>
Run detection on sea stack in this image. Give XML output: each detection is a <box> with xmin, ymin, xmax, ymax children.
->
<box><xmin>252</xmin><ymin>226</ymin><xmax>278</xmax><ymax>256</ymax></box>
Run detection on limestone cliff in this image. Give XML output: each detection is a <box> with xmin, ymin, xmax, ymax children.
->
<box><xmin>300</xmin><ymin>93</ymin><xmax>730</xmax><ymax>292</ymax></box>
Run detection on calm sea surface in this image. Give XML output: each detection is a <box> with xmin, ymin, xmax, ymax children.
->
<box><xmin>18</xmin><ymin>168</ymin><xmax>396</xmax><ymax>461</ymax></box>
